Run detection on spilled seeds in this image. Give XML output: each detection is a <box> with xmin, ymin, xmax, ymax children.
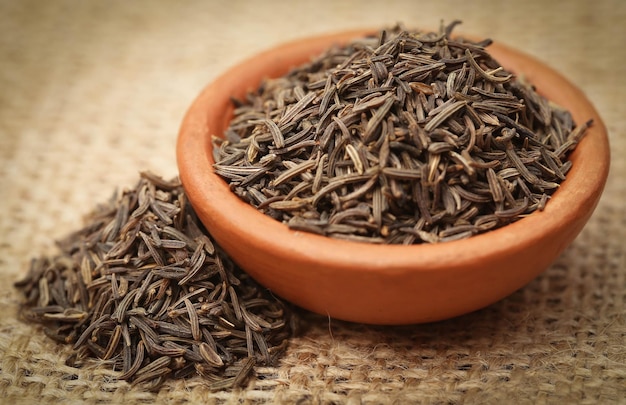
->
<box><xmin>14</xmin><ymin>172</ymin><xmax>294</xmax><ymax>391</ymax></box>
<box><xmin>213</xmin><ymin>22</ymin><xmax>590</xmax><ymax>244</ymax></box>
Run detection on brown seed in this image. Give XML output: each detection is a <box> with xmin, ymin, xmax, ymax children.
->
<box><xmin>199</xmin><ymin>342</ymin><xmax>224</xmax><ymax>367</ymax></box>
<box><xmin>184</xmin><ymin>298</ymin><xmax>201</xmax><ymax>342</ymax></box>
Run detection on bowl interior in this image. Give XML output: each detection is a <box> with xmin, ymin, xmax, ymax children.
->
<box><xmin>177</xmin><ymin>30</ymin><xmax>610</xmax><ymax>324</ymax></box>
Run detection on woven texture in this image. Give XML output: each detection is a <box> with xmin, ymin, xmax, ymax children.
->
<box><xmin>1</xmin><ymin>0</ymin><xmax>624</xmax><ymax>403</ymax></box>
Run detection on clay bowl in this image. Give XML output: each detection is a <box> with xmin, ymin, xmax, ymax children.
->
<box><xmin>177</xmin><ymin>29</ymin><xmax>610</xmax><ymax>325</ymax></box>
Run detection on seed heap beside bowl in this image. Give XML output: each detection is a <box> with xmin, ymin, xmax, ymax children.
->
<box><xmin>177</xmin><ymin>26</ymin><xmax>609</xmax><ymax>325</ymax></box>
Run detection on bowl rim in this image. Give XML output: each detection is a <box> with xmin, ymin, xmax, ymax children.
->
<box><xmin>177</xmin><ymin>29</ymin><xmax>610</xmax><ymax>278</ymax></box>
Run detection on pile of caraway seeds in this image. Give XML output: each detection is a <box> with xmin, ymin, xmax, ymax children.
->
<box><xmin>14</xmin><ymin>172</ymin><xmax>295</xmax><ymax>391</ymax></box>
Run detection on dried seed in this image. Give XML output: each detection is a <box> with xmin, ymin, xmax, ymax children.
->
<box><xmin>486</xmin><ymin>167</ymin><xmax>504</xmax><ymax>203</ymax></box>
<box><xmin>199</xmin><ymin>342</ymin><xmax>224</xmax><ymax>367</ymax></box>
<box><xmin>184</xmin><ymin>298</ymin><xmax>201</xmax><ymax>342</ymax></box>
<box><xmin>364</xmin><ymin>97</ymin><xmax>395</xmax><ymax>142</ymax></box>
<box><xmin>424</xmin><ymin>100</ymin><xmax>467</xmax><ymax>132</ymax></box>
<box><xmin>495</xmin><ymin>197</ymin><xmax>529</xmax><ymax>218</ymax></box>
<box><xmin>270</xmin><ymin>159</ymin><xmax>317</xmax><ymax>187</ymax></box>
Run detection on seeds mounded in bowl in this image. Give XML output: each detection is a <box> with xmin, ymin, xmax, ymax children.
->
<box><xmin>177</xmin><ymin>24</ymin><xmax>608</xmax><ymax>324</ymax></box>
<box><xmin>213</xmin><ymin>22</ymin><xmax>590</xmax><ymax>244</ymax></box>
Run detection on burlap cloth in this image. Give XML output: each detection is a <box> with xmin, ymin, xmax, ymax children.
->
<box><xmin>1</xmin><ymin>1</ymin><xmax>624</xmax><ymax>403</ymax></box>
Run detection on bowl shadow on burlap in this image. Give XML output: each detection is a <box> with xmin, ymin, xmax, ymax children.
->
<box><xmin>284</xmin><ymin>238</ymin><xmax>593</xmax><ymax>379</ymax></box>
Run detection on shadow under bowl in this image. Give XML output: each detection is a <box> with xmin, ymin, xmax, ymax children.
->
<box><xmin>177</xmin><ymin>29</ymin><xmax>610</xmax><ymax>325</ymax></box>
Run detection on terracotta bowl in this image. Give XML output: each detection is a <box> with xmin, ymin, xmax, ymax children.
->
<box><xmin>177</xmin><ymin>30</ymin><xmax>610</xmax><ymax>325</ymax></box>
